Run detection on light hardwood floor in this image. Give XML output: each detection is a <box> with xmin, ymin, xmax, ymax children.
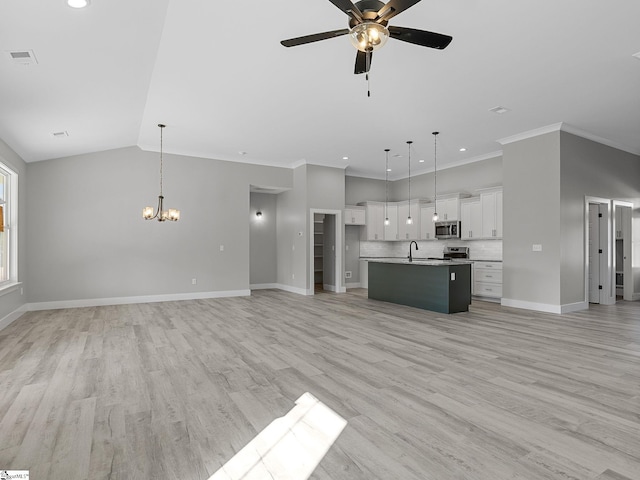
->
<box><xmin>1</xmin><ymin>290</ymin><xmax>639</xmax><ymax>479</ymax></box>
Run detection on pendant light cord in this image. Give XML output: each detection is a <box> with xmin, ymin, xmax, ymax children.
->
<box><xmin>433</xmin><ymin>131</ymin><xmax>439</xmax><ymax>213</ymax></box>
<box><xmin>385</xmin><ymin>149</ymin><xmax>390</xmax><ymax>218</ymax></box>
<box><xmin>159</xmin><ymin>124</ymin><xmax>165</xmax><ymax>197</ymax></box>
<box><xmin>407</xmin><ymin>141</ymin><xmax>412</xmax><ymax>201</ymax></box>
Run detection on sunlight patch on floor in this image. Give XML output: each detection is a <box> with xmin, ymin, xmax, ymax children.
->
<box><xmin>209</xmin><ymin>392</ymin><xmax>347</xmax><ymax>480</ymax></box>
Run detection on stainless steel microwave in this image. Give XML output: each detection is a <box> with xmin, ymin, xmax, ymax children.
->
<box><xmin>435</xmin><ymin>220</ymin><xmax>461</xmax><ymax>239</ymax></box>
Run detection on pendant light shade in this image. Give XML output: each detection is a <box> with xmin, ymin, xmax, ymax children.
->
<box><xmin>143</xmin><ymin>124</ymin><xmax>180</xmax><ymax>222</ymax></box>
<box><xmin>406</xmin><ymin>141</ymin><xmax>413</xmax><ymax>225</ymax></box>
<box><xmin>432</xmin><ymin>131</ymin><xmax>439</xmax><ymax>222</ymax></box>
<box><xmin>384</xmin><ymin>149</ymin><xmax>390</xmax><ymax>226</ymax></box>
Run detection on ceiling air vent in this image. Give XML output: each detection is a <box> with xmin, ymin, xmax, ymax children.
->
<box><xmin>489</xmin><ymin>106</ymin><xmax>510</xmax><ymax>115</ymax></box>
<box><xmin>52</xmin><ymin>131</ymin><xmax>69</xmax><ymax>138</ymax></box>
<box><xmin>7</xmin><ymin>50</ymin><xmax>38</xmax><ymax>65</ymax></box>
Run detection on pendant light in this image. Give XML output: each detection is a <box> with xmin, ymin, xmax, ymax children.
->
<box><xmin>406</xmin><ymin>140</ymin><xmax>413</xmax><ymax>225</ymax></box>
<box><xmin>142</xmin><ymin>124</ymin><xmax>180</xmax><ymax>222</ymax></box>
<box><xmin>432</xmin><ymin>131</ymin><xmax>439</xmax><ymax>222</ymax></box>
<box><xmin>384</xmin><ymin>148</ymin><xmax>390</xmax><ymax>226</ymax></box>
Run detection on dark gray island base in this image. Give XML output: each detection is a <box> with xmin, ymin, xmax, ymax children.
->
<box><xmin>368</xmin><ymin>260</ymin><xmax>472</xmax><ymax>314</ymax></box>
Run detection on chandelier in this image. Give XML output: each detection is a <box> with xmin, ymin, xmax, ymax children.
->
<box><xmin>142</xmin><ymin>124</ymin><xmax>180</xmax><ymax>222</ymax></box>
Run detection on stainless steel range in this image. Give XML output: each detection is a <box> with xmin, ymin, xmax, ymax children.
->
<box><xmin>428</xmin><ymin>246</ymin><xmax>469</xmax><ymax>261</ymax></box>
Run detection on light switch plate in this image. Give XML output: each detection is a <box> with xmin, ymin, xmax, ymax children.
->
<box><xmin>532</xmin><ymin>244</ymin><xmax>542</xmax><ymax>252</ymax></box>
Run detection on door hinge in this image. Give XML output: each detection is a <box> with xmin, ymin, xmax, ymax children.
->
<box><xmin>598</xmin><ymin>285</ymin><xmax>603</xmax><ymax>290</ymax></box>
<box><xmin>598</xmin><ymin>249</ymin><xmax>603</xmax><ymax>254</ymax></box>
<box><xmin>598</xmin><ymin>213</ymin><xmax>603</xmax><ymax>217</ymax></box>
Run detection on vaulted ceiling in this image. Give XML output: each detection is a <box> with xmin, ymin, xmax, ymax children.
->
<box><xmin>1</xmin><ymin>0</ymin><xmax>639</xmax><ymax>179</ymax></box>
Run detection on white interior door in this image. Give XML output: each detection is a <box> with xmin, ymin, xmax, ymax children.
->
<box><xmin>588</xmin><ymin>204</ymin><xmax>601</xmax><ymax>303</ymax></box>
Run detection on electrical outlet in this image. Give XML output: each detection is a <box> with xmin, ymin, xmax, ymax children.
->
<box><xmin>532</xmin><ymin>244</ymin><xmax>542</xmax><ymax>252</ymax></box>
<box><xmin>345</xmin><ymin>245</ymin><xmax>349</xmax><ymax>251</ymax></box>
<box><xmin>451</xmin><ymin>272</ymin><xmax>456</xmax><ymax>281</ymax></box>
<box><xmin>345</xmin><ymin>271</ymin><xmax>352</xmax><ymax>279</ymax></box>
<box><xmin>191</xmin><ymin>278</ymin><xmax>197</xmax><ymax>285</ymax></box>
<box><xmin>219</xmin><ymin>245</ymin><xmax>224</xmax><ymax>251</ymax></box>
<box><xmin>292</xmin><ymin>273</ymin><xmax>295</xmax><ymax>280</ymax></box>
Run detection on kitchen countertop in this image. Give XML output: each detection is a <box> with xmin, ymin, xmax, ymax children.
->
<box><xmin>360</xmin><ymin>257</ymin><xmax>501</xmax><ymax>263</ymax></box>
<box><xmin>366</xmin><ymin>258</ymin><xmax>473</xmax><ymax>266</ymax></box>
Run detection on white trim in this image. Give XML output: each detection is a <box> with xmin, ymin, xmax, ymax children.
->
<box><xmin>561</xmin><ymin>124</ymin><xmax>640</xmax><ymax>156</ymax></box>
<box><xmin>0</xmin><ymin>304</ymin><xmax>28</xmax><ymax>331</ymax></box>
<box><xmin>560</xmin><ymin>302</ymin><xmax>589</xmax><ymax>314</ymax></box>
<box><xmin>0</xmin><ymin>281</ymin><xmax>21</xmax><ymax>297</ymax></box>
<box><xmin>25</xmin><ymin>289</ymin><xmax>250</xmax><ymax>311</ymax></box>
<box><xmin>322</xmin><ymin>284</ymin><xmax>338</xmax><ymax>292</ymax></box>
<box><xmin>501</xmin><ymin>298</ymin><xmax>588</xmax><ymax>314</ymax></box>
<box><xmin>632</xmin><ymin>293</ymin><xmax>640</xmax><ymax>301</ymax></box>
<box><xmin>250</xmin><ymin>283</ymin><xmax>279</xmax><ymax>290</ymax></box>
<box><xmin>345</xmin><ymin>282</ymin><xmax>362</xmax><ymax>289</ymax></box>
<box><xmin>497</xmin><ymin>123</ymin><xmax>563</xmax><ymax>145</ymax></box>
<box><xmin>309</xmin><ymin>209</ymin><xmax>344</xmax><ymax>296</ymax></box>
<box><xmin>497</xmin><ymin>122</ymin><xmax>640</xmax><ymax>156</ymax></box>
<box><xmin>274</xmin><ymin>284</ymin><xmax>313</xmax><ymax>296</ymax></box>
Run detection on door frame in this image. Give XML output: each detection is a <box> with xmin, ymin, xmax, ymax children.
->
<box><xmin>613</xmin><ymin>200</ymin><xmax>634</xmax><ymax>301</ymax></box>
<box><xmin>584</xmin><ymin>196</ymin><xmax>614</xmax><ymax>305</ymax></box>
<box><xmin>309</xmin><ymin>208</ymin><xmax>344</xmax><ymax>295</ymax></box>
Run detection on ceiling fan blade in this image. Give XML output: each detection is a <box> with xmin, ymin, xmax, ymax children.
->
<box><xmin>354</xmin><ymin>50</ymin><xmax>373</xmax><ymax>74</ymax></box>
<box><xmin>388</xmin><ymin>25</ymin><xmax>452</xmax><ymax>49</ymax></box>
<box><xmin>377</xmin><ymin>0</ymin><xmax>422</xmax><ymax>21</ymax></box>
<box><xmin>327</xmin><ymin>0</ymin><xmax>364</xmax><ymax>22</ymax></box>
<box><xmin>281</xmin><ymin>29</ymin><xmax>349</xmax><ymax>47</ymax></box>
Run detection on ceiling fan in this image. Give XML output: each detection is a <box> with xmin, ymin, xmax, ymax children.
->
<box><xmin>280</xmin><ymin>0</ymin><xmax>453</xmax><ymax>74</ymax></box>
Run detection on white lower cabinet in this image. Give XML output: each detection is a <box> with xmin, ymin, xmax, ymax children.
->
<box><xmin>473</xmin><ymin>261</ymin><xmax>502</xmax><ymax>299</ymax></box>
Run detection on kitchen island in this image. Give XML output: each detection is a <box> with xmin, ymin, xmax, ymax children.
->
<box><xmin>368</xmin><ymin>259</ymin><xmax>472</xmax><ymax>314</ymax></box>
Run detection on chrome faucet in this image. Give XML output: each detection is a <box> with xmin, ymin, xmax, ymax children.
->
<box><xmin>409</xmin><ymin>241</ymin><xmax>418</xmax><ymax>262</ymax></box>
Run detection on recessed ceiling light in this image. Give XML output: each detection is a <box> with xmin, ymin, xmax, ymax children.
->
<box><xmin>419</xmin><ymin>159</ymin><xmax>425</xmax><ymax>163</ymax></box>
<box><xmin>238</xmin><ymin>151</ymin><xmax>247</xmax><ymax>155</ymax></box>
<box><xmin>342</xmin><ymin>156</ymin><xmax>349</xmax><ymax>160</ymax></box>
<box><xmin>459</xmin><ymin>147</ymin><xmax>467</xmax><ymax>152</ymax></box>
<box><xmin>68</xmin><ymin>0</ymin><xmax>90</xmax><ymax>8</ymax></box>
<box><xmin>386</xmin><ymin>168</ymin><xmax>392</xmax><ymax>172</ymax></box>
<box><xmin>52</xmin><ymin>131</ymin><xmax>68</xmax><ymax>137</ymax></box>
<box><xmin>489</xmin><ymin>106</ymin><xmax>510</xmax><ymax>115</ymax></box>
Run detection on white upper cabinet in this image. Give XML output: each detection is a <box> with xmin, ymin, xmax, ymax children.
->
<box><xmin>480</xmin><ymin>188</ymin><xmax>503</xmax><ymax>238</ymax></box>
<box><xmin>360</xmin><ymin>202</ymin><xmax>384</xmax><ymax>241</ymax></box>
<box><xmin>344</xmin><ymin>205</ymin><xmax>366</xmax><ymax>225</ymax></box>
<box><xmin>383</xmin><ymin>203</ymin><xmax>399</xmax><ymax>240</ymax></box>
<box><xmin>460</xmin><ymin>197</ymin><xmax>482</xmax><ymax>239</ymax></box>
<box><xmin>434</xmin><ymin>194</ymin><xmax>466</xmax><ymax>221</ymax></box>
<box><xmin>420</xmin><ymin>204</ymin><xmax>436</xmax><ymax>240</ymax></box>
<box><xmin>397</xmin><ymin>200</ymin><xmax>421</xmax><ymax>240</ymax></box>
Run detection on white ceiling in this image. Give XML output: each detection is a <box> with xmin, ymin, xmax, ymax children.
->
<box><xmin>1</xmin><ymin>0</ymin><xmax>639</xmax><ymax>180</ymax></box>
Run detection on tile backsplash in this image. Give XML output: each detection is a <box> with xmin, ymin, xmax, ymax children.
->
<box><xmin>360</xmin><ymin>239</ymin><xmax>502</xmax><ymax>261</ymax></box>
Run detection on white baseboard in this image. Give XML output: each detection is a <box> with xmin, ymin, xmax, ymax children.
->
<box><xmin>323</xmin><ymin>284</ymin><xmax>338</xmax><ymax>292</ymax></box>
<box><xmin>501</xmin><ymin>298</ymin><xmax>588</xmax><ymax>314</ymax></box>
<box><xmin>0</xmin><ymin>305</ymin><xmax>28</xmax><ymax>331</ymax></box>
<box><xmin>25</xmin><ymin>289</ymin><xmax>251</xmax><ymax>312</ymax></box>
<box><xmin>273</xmin><ymin>284</ymin><xmax>313</xmax><ymax>296</ymax></box>
<box><xmin>345</xmin><ymin>282</ymin><xmax>361</xmax><ymax>289</ymax></box>
<box><xmin>632</xmin><ymin>293</ymin><xmax>640</xmax><ymax>301</ymax></box>
<box><xmin>250</xmin><ymin>283</ymin><xmax>279</xmax><ymax>290</ymax></box>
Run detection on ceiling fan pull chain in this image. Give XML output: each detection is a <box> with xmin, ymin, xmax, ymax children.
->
<box><xmin>366</xmin><ymin>50</ymin><xmax>371</xmax><ymax>97</ymax></box>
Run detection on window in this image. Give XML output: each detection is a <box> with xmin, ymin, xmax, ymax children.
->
<box><xmin>0</xmin><ymin>162</ymin><xmax>17</xmax><ymax>286</ymax></box>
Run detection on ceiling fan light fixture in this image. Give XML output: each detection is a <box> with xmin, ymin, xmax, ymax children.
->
<box><xmin>349</xmin><ymin>22</ymin><xmax>389</xmax><ymax>52</ymax></box>
<box><xmin>67</xmin><ymin>0</ymin><xmax>90</xmax><ymax>8</ymax></box>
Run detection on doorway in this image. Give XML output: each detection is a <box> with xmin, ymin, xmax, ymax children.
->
<box><xmin>613</xmin><ymin>201</ymin><xmax>633</xmax><ymax>301</ymax></box>
<box><xmin>585</xmin><ymin>198</ymin><xmax>614</xmax><ymax>305</ymax></box>
<box><xmin>309</xmin><ymin>209</ymin><xmax>344</xmax><ymax>295</ymax></box>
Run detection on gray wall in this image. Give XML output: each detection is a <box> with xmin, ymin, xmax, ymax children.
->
<box><xmin>346</xmin><ymin>156</ymin><xmax>503</xmax><ymax>206</ymax></box>
<box><xmin>26</xmin><ymin>146</ymin><xmax>291</xmax><ymax>302</ymax></box>
<box><xmin>503</xmin><ymin>131</ymin><xmax>562</xmax><ymax>306</ymax></box>
<box><xmin>250</xmin><ymin>193</ymin><xmax>278</xmax><ymax>285</ymax></box>
<box><xmin>276</xmin><ymin>165</ymin><xmax>308</xmax><ymax>291</ymax></box>
<box><xmin>344</xmin><ymin>225</ymin><xmax>361</xmax><ymax>284</ymax></box>
<box><xmin>0</xmin><ymin>139</ymin><xmax>27</xmax><ymax>320</ymax></box>
<box><xmin>390</xmin><ymin>156</ymin><xmax>503</xmax><ymax>202</ymax></box>
<box><xmin>503</xmin><ymin>130</ymin><xmax>640</xmax><ymax>309</ymax></box>
<box><xmin>559</xmin><ymin>132</ymin><xmax>640</xmax><ymax>304</ymax></box>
